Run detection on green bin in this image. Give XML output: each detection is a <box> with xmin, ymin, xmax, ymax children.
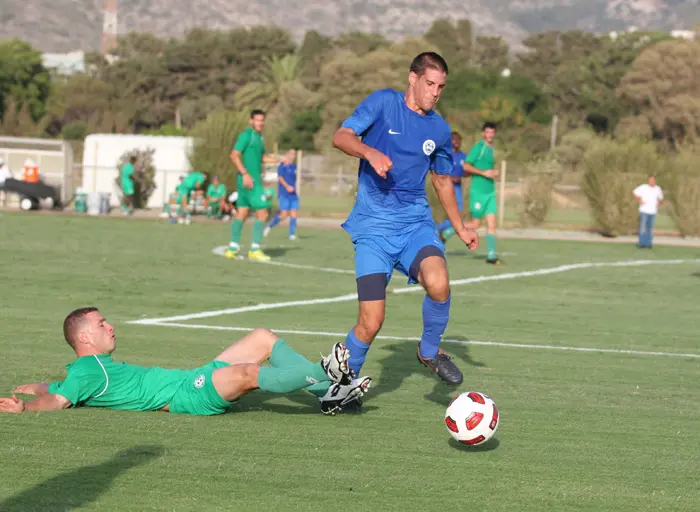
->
<box><xmin>74</xmin><ymin>189</ymin><xmax>88</xmax><ymax>213</ymax></box>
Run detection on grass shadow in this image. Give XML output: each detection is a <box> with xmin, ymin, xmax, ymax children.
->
<box><xmin>230</xmin><ymin>390</ymin><xmax>379</xmax><ymax>416</ymax></box>
<box><xmin>448</xmin><ymin>437</ymin><xmax>500</xmax><ymax>452</ymax></box>
<box><xmin>0</xmin><ymin>445</ymin><xmax>164</xmax><ymax>512</ymax></box>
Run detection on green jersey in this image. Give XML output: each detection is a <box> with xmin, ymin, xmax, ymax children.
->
<box><xmin>262</xmin><ymin>185</ymin><xmax>275</xmax><ymax>208</ymax></box>
<box><xmin>233</xmin><ymin>127</ymin><xmax>265</xmax><ymax>181</ymax></box>
<box><xmin>47</xmin><ymin>354</ymin><xmax>193</xmax><ymax>412</ymax></box>
<box><xmin>206</xmin><ymin>183</ymin><xmax>227</xmax><ymax>199</ymax></box>
<box><xmin>466</xmin><ymin>140</ymin><xmax>496</xmax><ymax>195</ymax></box>
<box><xmin>182</xmin><ymin>171</ymin><xmax>206</xmax><ymax>190</ymax></box>
<box><xmin>120</xmin><ymin>162</ymin><xmax>135</xmax><ymax>186</ymax></box>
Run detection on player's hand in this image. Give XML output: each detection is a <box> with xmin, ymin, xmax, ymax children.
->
<box><xmin>457</xmin><ymin>228</ymin><xmax>479</xmax><ymax>251</ymax></box>
<box><xmin>485</xmin><ymin>169</ymin><xmax>499</xmax><ymax>180</ymax></box>
<box><xmin>12</xmin><ymin>383</ymin><xmax>41</xmax><ymax>395</ymax></box>
<box><xmin>242</xmin><ymin>174</ymin><xmax>253</xmax><ymax>189</ymax></box>
<box><xmin>286</xmin><ymin>185</ymin><xmax>295</xmax><ymax>194</ymax></box>
<box><xmin>366</xmin><ymin>149</ymin><xmax>393</xmax><ymax>179</ymax></box>
<box><xmin>0</xmin><ymin>395</ymin><xmax>25</xmax><ymax>414</ymax></box>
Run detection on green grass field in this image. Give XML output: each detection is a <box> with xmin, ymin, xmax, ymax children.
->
<box><xmin>0</xmin><ymin>212</ymin><xmax>698</xmax><ymax>511</ymax></box>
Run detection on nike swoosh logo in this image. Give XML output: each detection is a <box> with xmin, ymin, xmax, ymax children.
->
<box><xmin>388</xmin><ymin>129</ymin><xmax>401</xmax><ymax>135</ymax></box>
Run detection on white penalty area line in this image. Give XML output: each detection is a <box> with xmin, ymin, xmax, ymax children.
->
<box><xmin>128</xmin><ymin>258</ymin><xmax>700</xmax><ymax>325</ymax></box>
<box><xmin>137</xmin><ymin>322</ymin><xmax>700</xmax><ymax>360</ymax></box>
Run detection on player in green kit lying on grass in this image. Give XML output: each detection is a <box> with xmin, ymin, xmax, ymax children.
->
<box><xmin>0</xmin><ymin>308</ymin><xmax>354</xmax><ymax>416</ymax></box>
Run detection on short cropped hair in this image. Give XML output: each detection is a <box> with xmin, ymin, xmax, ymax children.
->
<box><xmin>410</xmin><ymin>52</ymin><xmax>449</xmax><ymax>76</ymax></box>
<box><xmin>63</xmin><ymin>307</ymin><xmax>99</xmax><ymax>348</ymax></box>
<box><xmin>482</xmin><ymin>122</ymin><xmax>496</xmax><ymax>131</ymax></box>
<box><xmin>451</xmin><ymin>131</ymin><xmax>462</xmax><ymax>139</ymax></box>
<box><xmin>250</xmin><ymin>109</ymin><xmax>266</xmax><ymax>119</ymax></box>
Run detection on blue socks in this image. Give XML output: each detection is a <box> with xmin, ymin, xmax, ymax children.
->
<box><xmin>290</xmin><ymin>217</ymin><xmax>297</xmax><ymax>237</ymax></box>
<box><xmin>346</xmin><ymin>329</ymin><xmax>371</xmax><ymax>376</ymax></box>
<box><xmin>419</xmin><ymin>294</ymin><xmax>451</xmax><ymax>359</ymax></box>
<box><xmin>268</xmin><ymin>214</ymin><xmax>281</xmax><ymax>229</ymax></box>
<box><xmin>436</xmin><ymin>219</ymin><xmax>451</xmax><ymax>234</ymax></box>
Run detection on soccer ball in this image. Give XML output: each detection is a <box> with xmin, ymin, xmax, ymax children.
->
<box><xmin>444</xmin><ymin>391</ymin><xmax>500</xmax><ymax>446</ymax></box>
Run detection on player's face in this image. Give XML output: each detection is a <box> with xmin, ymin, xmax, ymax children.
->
<box><xmin>85</xmin><ymin>311</ymin><xmax>116</xmax><ymax>353</ymax></box>
<box><xmin>250</xmin><ymin>114</ymin><xmax>266</xmax><ymax>133</ymax></box>
<box><xmin>409</xmin><ymin>68</ymin><xmax>447</xmax><ymax>112</ymax></box>
<box><xmin>648</xmin><ymin>176</ymin><xmax>656</xmax><ymax>186</ymax></box>
<box><xmin>483</xmin><ymin>128</ymin><xmax>496</xmax><ymax>144</ymax></box>
<box><xmin>286</xmin><ymin>150</ymin><xmax>296</xmax><ymax>163</ymax></box>
<box><xmin>451</xmin><ymin>135</ymin><xmax>462</xmax><ymax>151</ymax></box>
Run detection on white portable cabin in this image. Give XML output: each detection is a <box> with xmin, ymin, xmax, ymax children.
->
<box><xmin>82</xmin><ymin>134</ymin><xmax>194</xmax><ymax>209</ymax></box>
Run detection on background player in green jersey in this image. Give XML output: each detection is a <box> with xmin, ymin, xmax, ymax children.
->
<box><xmin>441</xmin><ymin>122</ymin><xmax>503</xmax><ymax>264</ymax></box>
<box><xmin>175</xmin><ymin>170</ymin><xmax>208</xmax><ymax>222</ymax></box>
<box><xmin>0</xmin><ymin>308</ymin><xmax>353</xmax><ymax>416</ymax></box>
<box><xmin>226</xmin><ymin>109</ymin><xmax>279</xmax><ymax>262</ymax></box>
<box><xmin>204</xmin><ymin>175</ymin><xmax>230</xmax><ymax>219</ymax></box>
<box><xmin>119</xmin><ymin>156</ymin><xmax>138</xmax><ymax>215</ymax></box>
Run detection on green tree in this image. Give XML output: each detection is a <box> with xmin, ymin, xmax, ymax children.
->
<box><xmin>0</xmin><ymin>38</ymin><xmax>52</xmax><ymax>121</ymax></box>
<box><xmin>617</xmin><ymin>39</ymin><xmax>700</xmax><ymax>145</ymax></box>
<box><xmin>424</xmin><ymin>18</ymin><xmax>472</xmax><ymax>69</ymax></box>
<box><xmin>279</xmin><ymin>109</ymin><xmax>323</xmax><ymax>151</ymax></box>
<box><xmin>473</xmin><ymin>36</ymin><xmax>509</xmax><ymax>74</ymax></box>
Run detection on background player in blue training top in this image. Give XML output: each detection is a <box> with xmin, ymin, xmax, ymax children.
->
<box><xmin>326</xmin><ymin>52</ymin><xmax>479</xmax><ymax>410</ymax></box>
<box><xmin>435</xmin><ymin>131</ymin><xmax>468</xmax><ymax>240</ymax></box>
<box><xmin>264</xmin><ymin>149</ymin><xmax>300</xmax><ymax>240</ymax></box>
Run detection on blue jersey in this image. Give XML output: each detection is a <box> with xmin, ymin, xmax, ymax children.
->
<box><xmin>340</xmin><ymin>89</ymin><xmax>452</xmax><ymax>237</ymax></box>
<box><xmin>277</xmin><ymin>162</ymin><xmax>297</xmax><ymax>198</ymax></box>
<box><xmin>451</xmin><ymin>150</ymin><xmax>467</xmax><ymax>180</ymax></box>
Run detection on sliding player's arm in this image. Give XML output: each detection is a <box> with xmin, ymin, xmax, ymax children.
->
<box><xmin>0</xmin><ymin>393</ymin><xmax>71</xmax><ymax>414</ymax></box>
<box><xmin>12</xmin><ymin>382</ymin><xmax>51</xmax><ymax>396</ymax></box>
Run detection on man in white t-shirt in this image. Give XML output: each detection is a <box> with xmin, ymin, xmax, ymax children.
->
<box><xmin>633</xmin><ymin>175</ymin><xmax>664</xmax><ymax>248</ymax></box>
<box><xmin>0</xmin><ymin>157</ymin><xmax>13</xmax><ymax>185</ymax></box>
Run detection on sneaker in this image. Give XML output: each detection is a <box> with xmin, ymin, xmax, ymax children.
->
<box><xmin>263</xmin><ymin>226</ymin><xmax>271</xmax><ymax>238</ymax></box>
<box><xmin>486</xmin><ymin>258</ymin><xmax>505</xmax><ymax>265</ymax></box>
<box><xmin>320</xmin><ymin>342</ymin><xmax>351</xmax><ymax>384</ymax></box>
<box><xmin>416</xmin><ymin>345</ymin><xmax>464</xmax><ymax>386</ymax></box>
<box><xmin>224</xmin><ymin>248</ymin><xmax>239</xmax><ymax>259</ymax></box>
<box><xmin>319</xmin><ymin>376</ymin><xmax>372</xmax><ymax>416</ymax></box>
<box><xmin>288</xmin><ymin>234</ymin><xmax>297</xmax><ymax>241</ymax></box>
<box><xmin>248</xmin><ymin>249</ymin><xmax>271</xmax><ymax>262</ymax></box>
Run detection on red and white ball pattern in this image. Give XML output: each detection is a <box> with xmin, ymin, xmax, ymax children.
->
<box><xmin>444</xmin><ymin>391</ymin><xmax>500</xmax><ymax>446</ymax></box>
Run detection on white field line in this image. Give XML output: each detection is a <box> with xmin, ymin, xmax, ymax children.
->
<box><xmin>211</xmin><ymin>246</ymin><xmax>355</xmax><ymax>274</ymax></box>
<box><xmin>128</xmin><ymin>258</ymin><xmax>700</xmax><ymax>325</ymax></box>
<box><xmin>138</xmin><ymin>322</ymin><xmax>700</xmax><ymax>360</ymax></box>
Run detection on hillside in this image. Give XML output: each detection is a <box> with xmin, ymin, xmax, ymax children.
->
<box><xmin>1</xmin><ymin>0</ymin><xmax>699</xmax><ymax>52</ymax></box>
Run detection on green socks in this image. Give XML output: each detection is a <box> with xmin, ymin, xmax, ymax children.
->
<box><xmin>229</xmin><ymin>219</ymin><xmax>244</xmax><ymax>248</ymax></box>
<box><xmin>257</xmin><ymin>362</ymin><xmax>329</xmax><ymax>393</ymax></box>
<box><xmin>251</xmin><ymin>220</ymin><xmax>265</xmax><ymax>250</ymax></box>
<box><xmin>486</xmin><ymin>233</ymin><xmax>497</xmax><ymax>260</ymax></box>
<box><xmin>269</xmin><ymin>340</ymin><xmax>331</xmax><ymax>398</ymax></box>
<box><xmin>442</xmin><ymin>226</ymin><xmax>456</xmax><ymax>242</ymax></box>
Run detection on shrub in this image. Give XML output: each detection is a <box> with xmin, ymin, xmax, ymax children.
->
<box><xmin>581</xmin><ymin>138</ymin><xmax>662</xmax><ymax>236</ymax></box>
<box><xmin>114</xmin><ymin>148</ymin><xmax>156</xmax><ymax>208</ymax></box>
<box><xmin>519</xmin><ymin>158</ymin><xmax>562</xmax><ymax>227</ymax></box>
<box><xmin>664</xmin><ymin>150</ymin><xmax>700</xmax><ymax>236</ymax></box>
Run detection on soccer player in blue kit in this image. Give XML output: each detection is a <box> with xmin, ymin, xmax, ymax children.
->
<box><xmin>323</xmin><ymin>52</ymin><xmax>479</xmax><ymax>410</ymax></box>
<box><xmin>436</xmin><ymin>131</ymin><xmax>468</xmax><ymax>240</ymax></box>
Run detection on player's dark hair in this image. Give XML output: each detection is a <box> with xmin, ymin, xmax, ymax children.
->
<box><xmin>482</xmin><ymin>122</ymin><xmax>496</xmax><ymax>131</ymax></box>
<box><xmin>250</xmin><ymin>109</ymin><xmax>266</xmax><ymax>119</ymax></box>
<box><xmin>451</xmin><ymin>131</ymin><xmax>462</xmax><ymax>139</ymax></box>
<box><xmin>129</xmin><ymin>156</ymin><xmax>138</xmax><ymax>164</ymax></box>
<box><xmin>63</xmin><ymin>307</ymin><xmax>99</xmax><ymax>349</ymax></box>
<box><xmin>410</xmin><ymin>52</ymin><xmax>449</xmax><ymax>76</ymax></box>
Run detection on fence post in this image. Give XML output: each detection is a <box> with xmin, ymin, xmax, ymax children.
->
<box><xmin>296</xmin><ymin>150</ymin><xmax>303</xmax><ymax>198</ymax></box>
<box><xmin>499</xmin><ymin>160</ymin><xmax>507</xmax><ymax>228</ymax></box>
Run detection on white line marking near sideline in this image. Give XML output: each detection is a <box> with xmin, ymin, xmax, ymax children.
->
<box><xmin>138</xmin><ymin>322</ymin><xmax>700</xmax><ymax>360</ymax></box>
<box><xmin>128</xmin><ymin>258</ymin><xmax>700</xmax><ymax>324</ymax></box>
<box><xmin>211</xmin><ymin>246</ymin><xmax>355</xmax><ymax>274</ymax></box>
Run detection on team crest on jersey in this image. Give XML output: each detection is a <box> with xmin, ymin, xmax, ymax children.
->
<box><xmin>194</xmin><ymin>374</ymin><xmax>206</xmax><ymax>389</ymax></box>
<box><xmin>423</xmin><ymin>139</ymin><xmax>436</xmax><ymax>155</ymax></box>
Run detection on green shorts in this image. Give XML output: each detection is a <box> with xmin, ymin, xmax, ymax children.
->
<box><xmin>469</xmin><ymin>192</ymin><xmax>497</xmax><ymax>219</ymax></box>
<box><xmin>122</xmin><ymin>180</ymin><xmax>135</xmax><ymax>197</ymax></box>
<box><xmin>237</xmin><ymin>184</ymin><xmax>267</xmax><ymax>211</ymax></box>
<box><xmin>169</xmin><ymin>360</ymin><xmax>233</xmax><ymax>416</ymax></box>
<box><xmin>176</xmin><ymin>186</ymin><xmax>193</xmax><ymax>204</ymax></box>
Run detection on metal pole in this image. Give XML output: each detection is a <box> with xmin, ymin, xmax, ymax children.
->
<box><xmin>296</xmin><ymin>150</ymin><xmax>303</xmax><ymax>198</ymax></box>
<box><xmin>498</xmin><ymin>160</ymin><xmax>507</xmax><ymax>228</ymax></box>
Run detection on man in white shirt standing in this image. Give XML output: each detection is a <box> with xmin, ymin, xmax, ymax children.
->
<box><xmin>633</xmin><ymin>175</ymin><xmax>664</xmax><ymax>249</ymax></box>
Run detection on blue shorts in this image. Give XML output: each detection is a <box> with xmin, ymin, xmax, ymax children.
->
<box><xmin>278</xmin><ymin>195</ymin><xmax>299</xmax><ymax>211</ymax></box>
<box><xmin>454</xmin><ymin>184</ymin><xmax>464</xmax><ymax>213</ymax></box>
<box><xmin>353</xmin><ymin>223</ymin><xmax>446</xmax><ymax>285</ymax></box>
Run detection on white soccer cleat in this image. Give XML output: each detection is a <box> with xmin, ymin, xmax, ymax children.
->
<box><xmin>288</xmin><ymin>234</ymin><xmax>297</xmax><ymax>241</ymax></box>
<box><xmin>319</xmin><ymin>376</ymin><xmax>372</xmax><ymax>416</ymax></box>
<box><xmin>321</xmin><ymin>342</ymin><xmax>351</xmax><ymax>384</ymax></box>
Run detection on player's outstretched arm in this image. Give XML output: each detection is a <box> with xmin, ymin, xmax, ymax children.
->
<box><xmin>0</xmin><ymin>393</ymin><xmax>71</xmax><ymax>414</ymax></box>
<box><xmin>432</xmin><ymin>172</ymin><xmax>479</xmax><ymax>251</ymax></box>
<box><xmin>12</xmin><ymin>382</ymin><xmax>50</xmax><ymax>396</ymax></box>
<box><xmin>332</xmin><ymin>128</ymin><xmax>392</xmax><ymax>179</ymax></box>
<box><xmin>464</xmin><ymin>163</ymin><xmax>498</xmax><ymax>180</ymax></box>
